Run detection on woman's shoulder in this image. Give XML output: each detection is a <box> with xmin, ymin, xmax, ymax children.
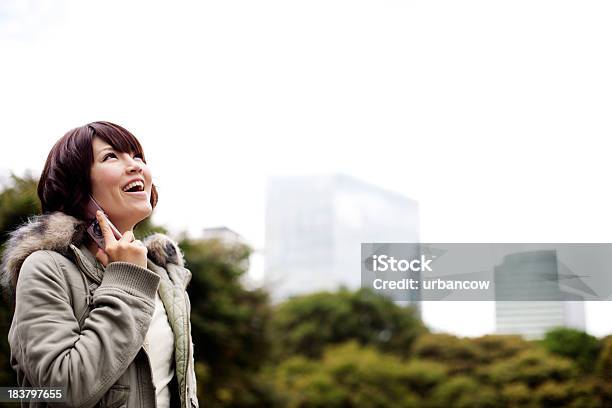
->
<box><xmin>22</xmin><ymin>248</ymin><xmax>70</xmax><ymax>265</ymax></box>
<box><xmin>143</xmin><ymin>233</ymin><xmax>192</xmax><ymax>288</ymax></box>
<box><xmin>144</xmin><ymin>233</ymin><xmax>185</xmax><ymax>267</ymax></box>
<box><xmin>19</xmin><ymin>250</ymin><xmax>75</xmax><ymax>281</ymax></box>
<box><xmin>1</xmin><ymin>212</ymin><xmax>85</xmax><ymax>295</ymax></box>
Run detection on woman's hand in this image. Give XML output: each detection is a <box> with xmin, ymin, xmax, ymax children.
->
<box><xmin>94</xmin><ymin>211</ymin><xmax>148</xmax><ymax>269</ymax></box>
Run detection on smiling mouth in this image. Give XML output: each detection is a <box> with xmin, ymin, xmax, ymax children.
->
<box><xmin>122</xmin><ymin>180</ymin><xmax>145</xmax><ymax>193</ymax></box>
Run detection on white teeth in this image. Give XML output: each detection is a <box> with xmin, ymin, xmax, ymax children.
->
<box><xmin>123</xmin><ymin>180</ymin><xmax>144</xmax><ymax>192</ymax></box>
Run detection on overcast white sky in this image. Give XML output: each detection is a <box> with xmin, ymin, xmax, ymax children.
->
<box><xmin>1</xmin><ymin>0</ymin><xmax>612</xmax><ymax>337</ymax></box>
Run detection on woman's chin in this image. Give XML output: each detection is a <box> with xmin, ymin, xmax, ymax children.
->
<box><xmin>133</xmin><ymin>205</ymin><xmax>153</xmax><ymax>221</ymax></box>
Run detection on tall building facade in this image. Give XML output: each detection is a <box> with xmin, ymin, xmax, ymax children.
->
<box><xmin>264</xmin><ymin>174</ymin><xmax>420</xmax><ymax>307</ymax></box>
<box><xmin>495</xmin><ymin>250</ymin><xmax>586</xmax><ymax>339</ymax></box>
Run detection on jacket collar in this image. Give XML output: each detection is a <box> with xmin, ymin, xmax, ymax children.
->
<box><xmin>1</xmin><ymin>211</ymin><xmax>189</xmax><ymax>294</ymax></box>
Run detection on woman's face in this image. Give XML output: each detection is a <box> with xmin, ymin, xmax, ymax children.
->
<box><xmin>90</xmin><ymin>136</ymin><xmax>153</xmax><ymax>233</ymax></box>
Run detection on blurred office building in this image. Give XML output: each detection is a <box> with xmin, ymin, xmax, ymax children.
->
<box><xmin>264</xmin><ymin>174</ymin><xmax>420</xmax><ymax>309</ymax></box>
<box><xmin>495</xmin><ymin>250</ymin><xmax>586</xmax><ymax>340</ymax></box>
<box><xmin>202</xmin><ymin>226</ymin><xmax>247</xmax><ymax>246</ymax></box>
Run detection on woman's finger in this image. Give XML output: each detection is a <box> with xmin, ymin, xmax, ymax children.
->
<box><xmin>96</xmin><ymin>211</ymin><xmax>118</xmax><ymax>247</ymax></box>
<box><xmin>95</xmin><ymin>247</ymin><xmax>110</xmax><ymax>267</ymax></box>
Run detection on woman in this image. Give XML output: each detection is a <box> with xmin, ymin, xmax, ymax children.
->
<box><xmin>1</xmin><ymin>122</ymin><xmax>199</xmax><ymax>407</ymax></box>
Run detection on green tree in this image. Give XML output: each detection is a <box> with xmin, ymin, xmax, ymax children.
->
<box><xmin>541</xmin><ymin>327</ymin><xmax>601</xmax><ymax>372</ymax></box>
<box><xmin>595</xmin><ymin>336</ymin><xmax>612</xmax><ymax>406</ymax></box>
<box><xmin>180</xmin><ymin>237</ymin><xmax>276</xmax><ymax>407</ymax></box>
<box><xmin>271</xmin><ymin>288</ymin><xmax>426</xmax><ymax>360</ymax></box>
<box><xmin>0</xmin><ymin>173</ymin><xmax>40</xmax><ymax>247</ymax></box>
<box><xmin>0</xmin><ymin>174</ymin><xmax>40</xmax><ymax>403</ymax></box>
<box><xmin>484</xmin><ymin>348</ymin><xmax>576</xmax><ymax>388</ymax></box>
<box><xmin>268</xmin><ymin>341</ymin><xmax>435</xmax><ymax>408</ymax></box>
<box><xmin>412</xmin><ymin>333</ymin><xmax>481</xmax><ymax>375</ymax></box>
<box><xmin>430</xmin><ymin>375</ymin><xmax>499</xmax><ymax>408</ymax></box>
<box><xmin>472</xmin><ymin>334</ymin><xmax>533</xmax><ymax>364</ymax></box>
<box><xmin>596</xmin><ymin>336</ymin><xmax>612</xmax><ymax>380</ymax></box>
<box><xmin>500</xmin><ymin>382</ymin><xmax>531</xmax><ymax>408</ymax></box>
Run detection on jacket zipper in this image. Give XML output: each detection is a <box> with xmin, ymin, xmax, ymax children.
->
<box><xmin>72</xmin><ymin>251</ymin><xmax>98</xmax><ymax>314</ymax></box>
<box><xmin>184</xmin><ymin>316</ymin><xmax>189</xmax><ymax>405</ymax></box>
<box><xmin>186</xmin><ymin>323</ymin><xmax>193</xmax><ymax>407</ymax></box>
<box><xmin>71</xmin><ymin>246</ymin><xmax>102</xmax><ymax>285</ymax></box>
<box><xmin>187</xmin><ymin>345</ymin><xmax>197</xmax><ymax>407</ymax></box>
<box><xmin>141</xmin><ymin>347</ymin><xmax>157</xmax><ymax>407</ymax></box>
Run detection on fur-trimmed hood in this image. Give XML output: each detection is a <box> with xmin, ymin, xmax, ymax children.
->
<box><xmin>1</xmin><ymin>211</ymin><xmax>186</xmax><ymax>294</ymax></box>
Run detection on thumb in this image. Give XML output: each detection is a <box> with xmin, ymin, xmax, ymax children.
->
<box><xmin>95</xmin><ymin>248</ymin><xmax>110</xmax><ymax>267</ymax></box>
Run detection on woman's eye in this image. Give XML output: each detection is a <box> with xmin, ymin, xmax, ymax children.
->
<box><xmin>133</xmin><ymin>153</ymin><xmax>145</xmax><ymax>161</ymax></box>
<box><xmin>103</xmin><ymin>153</ymin><xmax>117</xmax><ymax>161</ymax></box>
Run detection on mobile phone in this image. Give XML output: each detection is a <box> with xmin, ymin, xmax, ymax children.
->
<box><xmin>84</xmin><ymin>196</ymin><xmax>122</xmax><ymax>250</ymax></box>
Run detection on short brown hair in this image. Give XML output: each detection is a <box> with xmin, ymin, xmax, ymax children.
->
<box><xmin>38</xmin><ymin>121</ymin><xmax>158</xmax><ymax>219</ymax></box>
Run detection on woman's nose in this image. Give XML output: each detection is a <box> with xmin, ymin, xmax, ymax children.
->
<box><xmin>125</xmin><ymin>157</ymin><xmax>144</xmax><ymax>174</ymax></box>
